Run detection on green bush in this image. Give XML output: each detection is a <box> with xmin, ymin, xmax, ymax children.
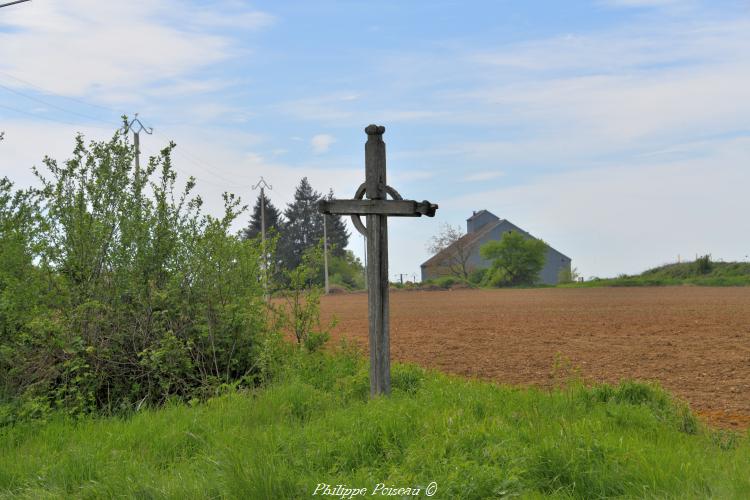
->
<box><xmin>327</xmin><ymin>250</ymin><xmax>365</xmax><ymax>290</ymax></box>
<box><xmin>0</xmin><ymin>129</ymin><xmax>268</xmax><ymax>419</ymax></box>
<box><xmin>468</xmin><ymin>267</ymin><xmax>487</xmax><ymax>285</ymax></box>
<box><xmin>694</xmin><ymin>254</ymin><xmax>713</xmax><ymax>275</ymax></box>
<box><xmin>434</xmin><ymin>276</ymin><xmax>458</xmax><ymax>288</ymax></box>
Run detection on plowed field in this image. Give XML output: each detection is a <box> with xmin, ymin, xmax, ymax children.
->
<box><xmin>320</xmin><ymin>287</ymin><xmax>750</xmax><ymax>429</ymax></box>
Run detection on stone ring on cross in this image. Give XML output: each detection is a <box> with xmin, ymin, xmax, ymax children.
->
<box><xmin>341</xmin><ymin>182</ymin><xmax>436</xmax><ymax>236</ymax></box>
<box><xmin>319</xmin><ymin>182</ymin><xmax>438</xmax><ymax>236</ymax></box>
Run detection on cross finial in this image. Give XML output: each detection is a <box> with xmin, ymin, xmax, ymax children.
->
<box><xmin>365</xmin><ymin>124</ymin><xmax>385</xmax><ymax>136</ymax></box>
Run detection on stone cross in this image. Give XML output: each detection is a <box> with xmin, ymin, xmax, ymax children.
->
<box><xmin>318</xmin><ymin>125</ymin><xmax>438</xmax><ymax>396</ymax></box>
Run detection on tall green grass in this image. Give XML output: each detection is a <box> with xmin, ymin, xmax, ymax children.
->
<box><xmin>1</xmin><ymin>350</ymin><xmax>748</xmax><ymax>499</ymax></box>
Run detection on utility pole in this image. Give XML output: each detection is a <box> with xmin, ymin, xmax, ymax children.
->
<box><xmin>124</xmin><ymin>114</ymin><xmax>153</xmax><ymax>179</ymax></box>
<box><xmin>252</xmin><ymin>177</ymin><xmax>272</xmax><ymax>300</ymax></box>
<box><xmin>395</xmin><ymin>273</ymin><xmax>408</xmax><ymax>285</ymax></box>
<box><xmin>323</xmin><ymin>214</ymin><xmax>329</xmax><ymax>294</ymax></box>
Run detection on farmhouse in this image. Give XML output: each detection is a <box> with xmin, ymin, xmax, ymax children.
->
<box><xmin>421</xmin><ymin>210</ymin><xmax>572</xmax><ymax>284</ymax></box>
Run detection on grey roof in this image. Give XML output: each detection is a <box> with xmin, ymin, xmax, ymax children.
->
<box><xmin>466</xmin><ymin>209</ymin><xmax>498</xmax><ymax>222</ymax></box>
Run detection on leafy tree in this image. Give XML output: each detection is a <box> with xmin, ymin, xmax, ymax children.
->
<box><xmin>480</xmin><ymin>231</ymin><xmax>547</xmax><ymax>287</ymax></box>
<box><xmin>241</xmin><ymin>191</ymin><xmax>282</xmax><ymax>241</ymax></box>
<box><xmin>427</xmin><ymin>223</ymin><xmax>473</xmax><ymax>280</ymax></box>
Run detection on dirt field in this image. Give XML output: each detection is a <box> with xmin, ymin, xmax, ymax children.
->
<box><xmin>320</xmin><ymin>287</ymin><xmax>750</xmax><ymax>429</ymax></box>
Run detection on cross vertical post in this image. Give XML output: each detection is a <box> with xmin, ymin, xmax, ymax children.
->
<box><xmin>364</xmin><ymin>125</ymin><xmax>390</xmax><ymax>396</ymax></box>
<box><xmin>323</xmin><ymin>213</ymin><xmax>329</xmax><ymax>294</ymax></box>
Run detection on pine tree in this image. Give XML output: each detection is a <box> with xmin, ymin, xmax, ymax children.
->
<box><xmin>324</xmin><ymin>189</ymin><xmax>350</xmax><ymax>258</ymax></box>
<box><xmin>241</xmin><ymin>192</ymin><xmax>282</xmax><ymax>240</ymax></box>
<box><xmin>278</xmin><ymin>177</ymin><xmax>324</xmax><ymax>270</ymax></box>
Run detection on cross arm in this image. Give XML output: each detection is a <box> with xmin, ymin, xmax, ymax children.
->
<box><xmin>318</xmin><ymin>199</ymin><xmax>438</xmax><ymax>217</ymax></box>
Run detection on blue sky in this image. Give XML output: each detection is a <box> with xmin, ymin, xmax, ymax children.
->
<box><xmin>1</xmin><ymin>0</ymin><xmax>749</xmax><ymax>279</ymax></box>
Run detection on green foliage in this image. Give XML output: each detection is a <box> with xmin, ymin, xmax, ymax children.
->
<box><xmin>277</xmin><ymin>180</ymin><xmax>350</xmax><ymax>277</ymax></box>
<box><xmin>694</xmin><ymin>254</ymin><xmax>713</xmax><ymax>275</ymax></box>
<box><xmin>1</xmin><ymin>352</ymin><xmax>748</xmax><ymax>498</ymax></box>
<box><xmin>0</xmin><ymin>128</ymin><xmax>269</xmax><ymax>419</ymax></box>
<box><xmin>328</xmin><ymin>250</ymin><xmax>365</xmax><ymax>290</ymax></box>
<box><xmin>274</xmin><ymin>244</ymin><xmax>333</xmax><ymax>352</ymax></box>
<box><xmin>433</xmin><ymin>276</ymin><xmax>460</xmax><ymax>288</ymax></box>
<box><xmin>322</xmin><ymin>189</ymin><xmax>350</xmax><ymax>259</ymax></box>
<box><xmin>468</xmin><ymin>267</ymin><xmax>487</xmax><ymax>285</ymax></box>
<box><xmin>278</xmin><ymin>177</ymin><xmax>323</xmax><ymax>271</ymax></box>
<box><xmin>480</xmin><ymin>231</ymin><xmax>548</xmax><ymax>287</ymax></box>
<box><xmin>562</xmin><ymin>259</ymin><xmax>750</xmax><ymax>288</ymax></box>
<box><xmin>557</xmin><ymin>266</ymin><xmax>580</xmax><ymax>284</ymax></box>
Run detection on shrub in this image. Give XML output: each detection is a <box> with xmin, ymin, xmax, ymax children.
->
<box><xmin>468</xmin><ymin>268</ymin><xmax>487</xmax><ymax>285</ymax></box>
<box><xmin>694</xmin><ymin>254</ymin><xmax>713</xmax><ymax>275</ymax></box>
<box><xmin>0</xmin><ymin>128</ymin><xmax>268</xmax><ymax>418</ymax></box>
<box><xmin>557</xmin><ymin>267</ymin><xmax>580</xmax><ymax>284</ymax></box>
<box><xmin>434</xmin><ymin>276</ymin><xmax>458</xmax><ymax>288</ymax></box>
<box><xmin>274</xmin><ymin>244</ymin><xmax>334</xmax><ymax>353</ymax></box>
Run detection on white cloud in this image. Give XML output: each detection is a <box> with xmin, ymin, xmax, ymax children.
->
<box><xmin>278</xmin><ymin>93</ymin><xmax>360</xmax><ymax>122</ymax></box>
<box><xmin>311</xmin><ymin>134</ymin><xmax>336</xmax><ymax>154</ymax></box>
<box><xmin>184</xmin><ymin>8</ymin><xmax>275</xmax><ymax>30</ymax></box>
<box><xmin>0</xmin><ymin>0</ymin><xmax>271</xmax><ymax>100</ymax></box>
<box><xmin>449</xmin><ymin>17</ymin><xmax>750</xmax><ymax>168</ymax></box>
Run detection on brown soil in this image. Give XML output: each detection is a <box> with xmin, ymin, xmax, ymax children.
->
<box><xmin>320</xmin><ymin>287</ymin><xmax>750</xmax><ymax>429</ymax></box>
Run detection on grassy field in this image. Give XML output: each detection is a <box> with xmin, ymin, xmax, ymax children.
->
<box><xmin>1</xmin><ymin>349</ymin><xmax>749</xmax><ymax>499</ymax></box>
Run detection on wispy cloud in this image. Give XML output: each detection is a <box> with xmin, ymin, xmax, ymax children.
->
<box><xmin>311</xmin><ymin>134</ymin><xmax>336</xmax><ymax>154</ymax></box>
<box><xmin>277</xmin><ymin>92</ymin><xmax>360</xmax><ymax>122</ymax></box>
<box><xmin>0</xmin><ymin>0</ymin><xmax>271</xmax><ymax>99</ymax></box>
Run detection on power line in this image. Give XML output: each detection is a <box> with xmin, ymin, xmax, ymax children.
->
<box><xmin>0</xmin><ymin>102</ymin><xmax>112</xmax><ymax>129</ymax></box>
<box><xmin>151</xmin><ymin>130</ymin><xmax>244</xmax><ymax>186</ymax></box>
<box><xmin>0</xmin><ymin>81</ymin><xmax>110</xmax><ymax>124</ymax></box>
<box><xmin>135</xmin><ymin>139</ymin><xmax>238</xmax><ymax>190</ymax></box>
<box><xmin>0</xmin><ymin>70</ymin><xmax>122</xmax><ymax>115</ymax></box>
<box><xmin>0</xmin><ymin>0</ymin><xmax>32</xmax><ymax>9</ymax></box>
